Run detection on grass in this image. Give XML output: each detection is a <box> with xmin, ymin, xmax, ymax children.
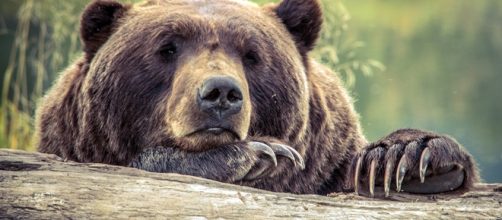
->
<box><xmin>1</xmin><ymin>0</ymin><xmax>85</xmax><ymax>150</ymax></box>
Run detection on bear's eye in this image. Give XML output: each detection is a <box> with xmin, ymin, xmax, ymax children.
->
<box><xmin>244</xmin><ymin>51</ymin><xmax>260</xmax><ymax>65</ymax></box>
<box><xmin>159</xmin><ymin>42</ymin><xmax>178</xmax><ymax>61</ymax></box>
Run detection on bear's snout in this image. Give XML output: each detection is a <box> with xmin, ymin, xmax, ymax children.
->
<box><xmin>162</xmin><ymin>49</ymin><xmax>252</xmax><ymax>151</ymax></box>
<box><xmin>197</xmin><ymin>76</ymin><xmax>243</xmax><ymax>120</ymax></box>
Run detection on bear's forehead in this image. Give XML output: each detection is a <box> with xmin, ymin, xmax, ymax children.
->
<box><xmin>128</xmin><ymin>0</ymin><xmax>273</xmax><ymax>35</ymax></box>
<box><xmin>140</xmin><ymin>0</ymin><xmax>259</xmax><ymax>10</ymax></box>
<box><xmin>109</xmin><ymin>0</ymin><xmax>297</xmax><ymax>60</ymax></box>
<box><xmin>132</xmin><ymin>0</ymin><xmax>266</xmax><ymax>24</ymax></box>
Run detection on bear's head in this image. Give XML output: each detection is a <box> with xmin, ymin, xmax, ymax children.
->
<box><xmin>78</xmin><ymin>0</ymin><xmax>322</xmax><ymax>156</ymax></box>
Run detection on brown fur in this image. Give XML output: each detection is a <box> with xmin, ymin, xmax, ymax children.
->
<box><xmin>35</xmin><ymin>0</ymin><xmax>478</xmax><ymax>195</ymax></box>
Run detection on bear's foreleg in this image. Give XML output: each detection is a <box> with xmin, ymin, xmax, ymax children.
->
<box><xmin>129</xmin><ymin>140</ymin><xmax>303</xmax><ymax>183</ymax></box>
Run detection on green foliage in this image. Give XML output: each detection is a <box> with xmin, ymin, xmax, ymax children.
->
<box><xmin>0</xmin><ymin>0</ymin><xmax>87</xmax><ymax>150</ymax></box>
<box><xmin>313</xmin><ymin>1</ymin><xmax>384</xmax><ymax>87</ymax></box>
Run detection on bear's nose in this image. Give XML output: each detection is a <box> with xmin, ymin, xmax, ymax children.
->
<box><xmin>197</xmin><ymin>76</ymin><xmax>243</xmax><ymax>120</ymax></box>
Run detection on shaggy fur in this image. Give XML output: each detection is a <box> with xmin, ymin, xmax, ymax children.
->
<box><xmin>35</xmin><ymin>0</ymin><xmax>478</xmax><ymax>195</ymax></box>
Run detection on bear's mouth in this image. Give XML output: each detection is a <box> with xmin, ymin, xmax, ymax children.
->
<box><xmin>172</xmin><ymin>125</ymin><xmax>242</xmax><ymax>151</ymax></box>
<box><xmin>186</xmin><ymin>126</ymin><xmax>241</xmax><ymax>140</ymax></box>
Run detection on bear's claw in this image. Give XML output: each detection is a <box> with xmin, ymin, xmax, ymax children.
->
<box><xmin>242</xmin><ymin>141</ymin><xmax>304</xmax><ymax>181</ymax></box>
<box><xmin>270</xmin><ymin>143</ymin><xmax>305</xmax><ymax>169</ymax></box>
<box><xmin>419</xmin><ymin>147</ymin><xmax>431</xmax><ymax>183</ymax></box>
<box><xmin>395</xmin><ymin>154</ymin><xmax>409</xmax><ymax>193</ymax></box>
<box><xmin>248</xmin><ymin>142</ymin><xmax>277</xmax><ymax>167</ymax></box>
<box><xmin>353</xmin><ymin>130</ymin><xmax>473</xmax><ymax>198</ymax></box>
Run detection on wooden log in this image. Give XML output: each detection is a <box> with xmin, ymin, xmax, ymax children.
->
<box><xmin>1</xmin><ymin>149</ymin><xmax>501</xmax><ymax>219</ymax></box>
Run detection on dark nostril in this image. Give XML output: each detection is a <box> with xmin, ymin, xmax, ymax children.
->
<box><xmin>227</xmin><ymin>89</ymin><xmax>242</xmax><ymax>103</ymax></box>
<box><xmin>203</xmin><ymin>88</ymin><xmax>221</xmax><ymax>102</ymax></box>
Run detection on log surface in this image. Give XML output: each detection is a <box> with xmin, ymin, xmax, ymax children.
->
<box><xmin>1</xmin><ymin>149</ymin><xmax>501</xmax><ymax>219</ymax></box>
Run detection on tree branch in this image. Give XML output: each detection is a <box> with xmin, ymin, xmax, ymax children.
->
<box><xmin>1</xmin><ymin>149</ymin><xmax>501</xmax><ymax>219</ymax></box>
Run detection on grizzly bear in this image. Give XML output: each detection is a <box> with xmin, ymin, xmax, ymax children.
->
<box><xmin>35</xmin><ymin>0</ymin><xmax>479</xmax><ymax>196</ymax></box>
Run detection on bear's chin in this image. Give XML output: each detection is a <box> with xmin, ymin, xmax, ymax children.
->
<box><xmin>174</xmin><ymin>129</ymin><xmax>241</xmax><ymax>152</ymax></box>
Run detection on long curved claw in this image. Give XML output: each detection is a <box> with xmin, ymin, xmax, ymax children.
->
<box><xmin>384</xmin><ymin>158</ymin><xmax>396</xmax><ymax>197</ymax></box>
<box><xmin>289</xmin><ymin>146</ymin><xmax>305</xmax><ymax>170</ymax></box>
<box><xmin>369</xmin><ymin>159</ymin><xmax>377</xmax><ymax>197</ymax></box>
<box><xmin>354</xmin><ymin>155</ymin><xmax>363</xmax><ymax>195</ymax></box>
<box><xmin>249</xmin><ymin>142</ymin><xmax>277</xmax><ymax>167</ymax></box>
<box><xmin>419</xmin><ymin>147</ymin><xmax>431</xmax><ymax>183</ymax></box>
<box><xmin>270</xmin><ymin>143</ymin><xmax>305</xmax><ymax>170</ymax></box>
<box><xmin>269</xmin><ymin>143</ymin><xmax>295</xmax><ymax>165</ymax></box>
<box><xmin>396</xmin><ymin>155</ymin><xmax>408</xmax><ymax>192</ymax></box>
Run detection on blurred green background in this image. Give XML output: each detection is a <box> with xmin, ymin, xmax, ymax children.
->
<box><xmin>0</xmin><ymin>0</ymin><xmax>500</xmax><ymax>182</ymax></box>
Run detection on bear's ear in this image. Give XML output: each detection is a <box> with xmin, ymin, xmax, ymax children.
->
<box><xmin>273</xmin><ymin>0</ymin><xmax>323</xmax><ymax>53</ymax></box>
<box><xmin>80</xmin><ymin>0</ymin><xmax>130</xmax><ymax>60</ymax></box>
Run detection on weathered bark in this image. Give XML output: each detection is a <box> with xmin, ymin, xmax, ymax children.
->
<box><xmin>1</xmin><ymin>149</ymin><xmax>501</xmax><ymax>219</ymax></box>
